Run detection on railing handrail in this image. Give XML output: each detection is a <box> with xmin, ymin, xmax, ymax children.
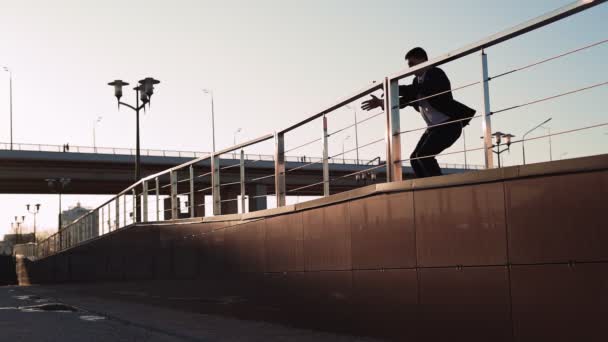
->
<box><xmin>387</xmin><ymin>0</ymin><xmax>607</xmax><ymax>83</ymax></box>
<box><xmin>279</xmin><ymin>82</ymin><xmax>383</xmax><ymax>134</ymax></box>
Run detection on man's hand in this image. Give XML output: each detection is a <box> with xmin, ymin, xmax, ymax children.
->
<box><xmin>361</xmin><ymin>94</ymin><xmax>384</xmax><ymax>111</ymax></box>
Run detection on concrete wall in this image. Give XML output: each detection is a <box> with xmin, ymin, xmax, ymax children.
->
<box><xmin>23</xmin><ymin>155</ymin><xmax>608</xmax><ymax>341</ymax></box>
<box><xmin>0</xmin><ymin>255</ymin><xmax>17</xmax><ymax>285</ymax></box>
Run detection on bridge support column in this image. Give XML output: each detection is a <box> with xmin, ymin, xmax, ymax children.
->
<box><xmin>220</xmin><ymin>184</ymin><xmax>240</xmax><ymax>215</ymax></box>
<box><xmin>193</xmin><ymin>192</ymin><xmax>206</xmax><ymax>217</ymax></box>
<box><xmin>247</xmin><ymin>184</ymin><xmax>267</xmax><ymax>212</ymax></box>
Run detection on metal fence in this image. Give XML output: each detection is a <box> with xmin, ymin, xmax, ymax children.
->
<box><xmin>13</xmin><ymin>243</ymin><xmax>36</xmax><ymax>260</ymax></box>
<box><xmin>33</xmin><ymin>0</ymin><xmax>607</xmax><ymax>259</ymax></box>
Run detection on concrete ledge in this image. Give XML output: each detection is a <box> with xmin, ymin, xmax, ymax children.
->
<box><xmin>242</xmin><ymin>204</ymin><xmax>296</xmax><ymax>220</ymax></box>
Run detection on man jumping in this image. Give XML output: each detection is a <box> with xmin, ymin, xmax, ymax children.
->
<box><xmin>362</xmin><ymin>47</ymin><xmax>475</xmax><ymax>178</ymax></box>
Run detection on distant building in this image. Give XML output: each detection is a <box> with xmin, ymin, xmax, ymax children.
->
<box><xmin>62</xmin><ymin>202</ymin><xmax>91</xmax><ymax>227</ymax></box>
<box><xmin>61</xmin><ymin>202</ymin><xmax>100</xmax><ymax>240</ymax></box>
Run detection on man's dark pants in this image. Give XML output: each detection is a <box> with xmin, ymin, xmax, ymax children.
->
<box><xmin>410</xmin><ymin>122</ymin><xmax>462</xmax><ymax>178</ymax></box>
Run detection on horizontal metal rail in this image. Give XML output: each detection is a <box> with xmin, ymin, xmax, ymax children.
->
<box><xmin>387</xmin><ymin>0</ymin><xmax>607</xmax><ymax>82</ymax></box>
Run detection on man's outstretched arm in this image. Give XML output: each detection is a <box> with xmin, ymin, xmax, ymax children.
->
<box><xmin>361</xmin><ymin>85</ymin><xmax>416</xmax><ymax>111</ymax></box>
<box><xmin>361</xmin><ymin>94</ymin><xmax>383</xmax><ymax>111</ymax></box>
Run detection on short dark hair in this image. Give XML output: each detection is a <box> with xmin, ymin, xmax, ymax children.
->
<box><xmin>405</xmin><ymin>47</ymin><xmax>428</xmax><ymax>61</ymax></box>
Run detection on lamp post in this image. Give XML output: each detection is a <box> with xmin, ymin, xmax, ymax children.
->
<box><xmin>342</xmin><ymin>135</ymin><xmax>351</xmax><ymax>164</ymax></box>
<box><xmin>202</xmin><ymin>89</ymin><xmax>216</xmax><ymax>154</ymax></box>
<box><xmin>108</xmin><ymin>78</ymin><xmax>160</xmax><ymax>223</ymax></box>
<box><xmin>12</xmin><ymin>216</ymin><xmax>25</xmax><ymax>244</ymax></box>
<box><xmin>93</xmin><ymin>116</ymin><xmax>103</xmax><ymax>153</ymax></box>
<box><xmin>522</xmin><ymin>117</ymin><xmax>552</xmax><ymax>165</ymax></box>
<box><xmin>540</xmin><ymin>125</ymin><xmax>553</xmax><ymax>161</ymax></box>
<box><xmin>233</xmin><ymin>128</ymin><xmax>242</xmax><ymax>146</ymax></box>
<box><xmin>345</xmin><ymin>105</ymin><xmax>360</xmax><ymax>164</ymax></box>
<box><xmin>26</xmin><ymin>203</ymin><xmax>41</xmax><ymax>242</ymax></box>
<box><xmin>491</xmin><ymin>132</ymin><xmax>515</xmax><ymax>168</ymax></box>
<box><xmin>46</xmin><ymin>177</ymin><xmax>71</xmax><ymax>248</ymax></box>
<box><xmin>2</xmin><ymin>67</ymin><xmax>13</xmax><ymax>150</ymax></box>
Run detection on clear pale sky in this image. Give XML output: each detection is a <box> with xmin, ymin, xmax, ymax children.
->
<box><xmin>1</xmin><ymin>0</ymin><xmax>607</xmax><ymax>237</ymax></box>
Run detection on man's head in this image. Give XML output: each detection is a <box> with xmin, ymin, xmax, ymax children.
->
<box><xmin>405</xmin><ymin>47</ymin><xmax>428</xmax><ymax>68</ymax></box>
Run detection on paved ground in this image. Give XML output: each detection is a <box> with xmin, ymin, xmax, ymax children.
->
<box><xmin>0</xmin><ymin>285</ymin><xmax>377</xmax><ymax>342</ymax></box>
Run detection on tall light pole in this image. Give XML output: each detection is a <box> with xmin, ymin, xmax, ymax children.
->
<box><xmin>342</xmin><ymin>135</ymin><xmax>351</xmax><ymax>164</ymax></box>
<box><xmin>93</xmin><ymin>116</ymin><xmax>102</xmax><ymax>153</ymax></box>
<box><xmin>522</xmin><ymin>117</ymin><xmax>552</xmax><ymax>165</ymax></box>
<box><xmin>540</xmin><ymin>125</ymin><xmax>553</xmax><ymax>161</ymax></box>
<box><xmin>203</xmin><ymin>89</ymin><xmax>216</xmax><ymax>154</ymax></box>
<box><xmin>345</xmin><ymin>105</ymin><xmax>360</xmax><ymax>164</ymax></box>
<box><xmin>46</xmin><ymin>178</ymin><xmax>71</xmax><ymax>249</ymax></box>
<box><xmin>108</xmin><ymin>78</ymin><xmax>160</xmax><ymax>223</ymax></box>
<box><xmin>491</xmin><ymin>132</ymin><xmax>515</xmax><ymax>168</ymax></box>
<box><xmin>12</xmin><ymin>216</ymin><xmax>25</xmax><ymax>244</ymax></box>
<box><xmin>3</xmin><ymin>67</ymin><xmax>13</xmax><ymax>150</ymax></box>
<box><xmin>233</xmin><ymin>127</ymin><xmax>242</xmax><ymax>146</ymax></box>
<box><xmin>26</xmin><ymin>203</ymin><xmax>41</xmax><ymax>242</ymax></box>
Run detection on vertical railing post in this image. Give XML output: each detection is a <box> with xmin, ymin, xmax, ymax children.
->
<box><xmin>115</xmin><ymin>197</ymin><xmax>120</xmax><ymax>229</ymax></box>
<box><xmin>383</xmin><ymin>77</ymin><xmax>402</xmax><ymax>182</ymax></box>
<box><xmin>170</xmin><ymin>170</ymin><xmax>178</xmax><ymax>219</ymax></box>
<box><xmin>481</xmin><ymin>50</ymin><xmax>495</xmax><ymax>169</ymax></box>
<box><xmin>274</xmin><ymin>132</ymin><xmax>286</xmax><ymax>207</ymax></box>
<box><xmin>107</xmin><ymin>204</ymin><xmax>111</xmax><ymax>232</ymax></box>
<box><xmin>189</xmin><ymin>165</ymin><xmax>195</xmax><ymax>218</ymax></box>
<box><xmin>142</xmin><ymin>180</ymin><xmax>149</xmax><ymax>222</ymax></box>
<box><xmin>240</xmin><ymin>149</ymin><xmax>246</xmax><ymax>213</ymax></box>
<box><xmin>132</xmin><ymin>189</ymin><xmax>137</xmax><ymax>223</ymax></box>
<box><xmin>155</xmin><ymin>177</ymin><xmax>160</xmax><ymax>221</ymax></box>
<box><xmin>100</xmin><ymin>206</ymin><xmax>105</xmax><ymax>235</ymax></box>
<box><xmin>322</xmin><ymin>115</ymin><xmax>330</xmax><ymax>196</ymax></box>
<box><xmin>123</xmin><ymin>195</ymin><xmax>127</xmax><ymax>226</ymax></box>
<box><xmin>212</xmin><ymin>155</ymin><xmax>221</xmax><ymax>215</ymax></box>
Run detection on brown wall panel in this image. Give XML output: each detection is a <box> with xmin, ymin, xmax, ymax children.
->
<box><xmin>236</xmin><ymin>220</ymin><xmax>266</xmax><ymax>273</ymax></box>
<box><xmin>510</xmin><ymin>263</ymin><xmax>608</xmax><ymax>342</ymax></box>
<box><xmin>350</xmin><ymin>193</ymin><xmax>416</xmax><ymax>269</ymax></box>
<box><xmin>418</xmin><ymin>266</ymin><xmax>512</xmax><ymax>342</ymax></box>
<box><xmin>172</xmin><ymin>236</ymin><xmax>199</xmax><ymax>279</ymax></box>
<box><xmin>506</xmin><ymin>171</ymin><xmax>608</xmax><ymax>264</ymax></box>
<box><xmin>352</xmin><ymin>269</ymin><xmax>419</xmax><ymax>340</ymax></box>
<box><xmin>297</xmin><ymin>271</ymin><xmax>354</xmax><ymax>334</ymax></box>
<box><xmin>265</xmin><ymin>213</ymin><xmax>305</xmax><ymax>272</ymax></box>
<box><xmin>303</xmin><ymin>203</ymin><xmax>352</xmax><ymax>271</ymax></box>
<box><xmin>415</xmin><ymin>182</ymin><xmax>508</xmax><ymax>267</ymax></box>
<box><xmin>198</xmin><ymin>229</ymin><xmax>226</xmax><ymax>276</ymax></box>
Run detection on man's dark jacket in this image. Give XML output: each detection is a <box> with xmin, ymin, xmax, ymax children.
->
<box><xmin>399</xmin><ymin>67</ymin><xmax>476</xmax><ymax>126</ymax></box>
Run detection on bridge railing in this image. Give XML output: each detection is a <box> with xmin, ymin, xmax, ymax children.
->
<box><xmin>34</xmin><ymin>0</ymin><xmax>607</xmax><ymax>259</ymax></box>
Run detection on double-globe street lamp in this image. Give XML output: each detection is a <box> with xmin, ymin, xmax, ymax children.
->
<box><xmin>26</xmin><ymin>203</ymin><xmax>41</xmax><ymax>241</ymax></box>
<box><xmin>46</xmin><ymin>178</ymin><xmax>70</xmax><ymax>232</ymax></box>
<box><xmin>491</xmin><ymin>132</ymin><xmax>515</xmax><ymax>168</ymax></box>
<box><xmin>108</xmin><ymin>78</ymin><xmax>160</xmax><ymax>222</ymax></box>
<box><xmin>12</xmin><ymin>216</ymin><xmax>26</xmax><ymax>244</ymax></box>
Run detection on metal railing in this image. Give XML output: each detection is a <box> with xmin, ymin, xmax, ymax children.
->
<box><xmin>13</xmin><ymin>243</ymin><xmax>36</xmax><ymax>259</ymax></box>
<box><xmin>32</xmin><ymin>0</ymin><xmax>607</xmax><ymax>260</ymax></box>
